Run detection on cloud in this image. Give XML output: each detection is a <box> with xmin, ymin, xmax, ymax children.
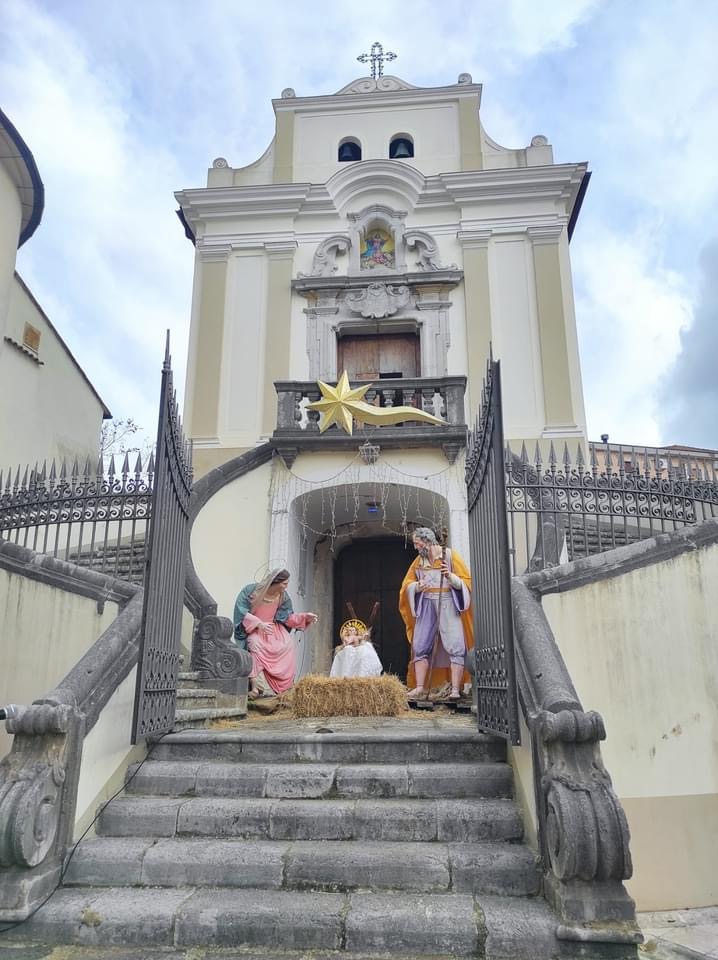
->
<box><xmin>1</xmin><ymin>0</ymin><xmax>716</xmax><ymax>455</ymax></box>
<box><xmin>659</xmin><ymin>241</ymin><xmax>718</xmax><ymax>447</ymax></box>
<box><xmin>572</xmin><ymin>221</ymin><xmax>692</xmax><ymax>446</ymax></box>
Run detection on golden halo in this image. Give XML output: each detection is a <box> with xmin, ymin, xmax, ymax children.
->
<box><xmin>340</xmin><ymin>618</ymin><xmax>367</xmax><ymax>637</ymax></box>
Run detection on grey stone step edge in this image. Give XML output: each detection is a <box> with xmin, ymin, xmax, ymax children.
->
<box><xmin>98</xmin><ymin>795</ymin><xmax>524</xmax><ymax>843</ymax></box>
<box><xmin>125</xmin><ymin>760</ymin><xmax>514</xmax><ymax>800</ymax></box>
<box><xmin>151</xmin><ymin>730</ymin><xmax>506</xmax><ymax>764</ymax></box>
<box><xmin>63</xmin><ymin>837</ymin><xmax>540</xmax><ymax>897</ymax></box>
<box><xmin>16</xmin><ymin>887</ymin><xmax>639</xmax><ymax>959</ymax></box>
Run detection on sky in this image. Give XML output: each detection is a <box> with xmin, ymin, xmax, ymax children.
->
<box><xmin>2</xmin><ymin>0</ymin><xmax>717</xmax><ymax>449</ymax></box>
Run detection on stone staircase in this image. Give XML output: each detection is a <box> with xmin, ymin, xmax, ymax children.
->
<box><xmin>17</xmin><ymin>718</ymin><xmax>634</xmax><ymax>958</ymax></box>
<box><xmin>565</xmin><ymin>519</ymin><xmax>644</xmax><ymax>561</ymax></box>
<box><xmin>174</xmin><ymin>669</ymin><xmax>247</xmax><ymax>729</ymax></box>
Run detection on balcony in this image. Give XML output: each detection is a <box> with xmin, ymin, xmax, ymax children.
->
<box><xmin>271</xmin><ymin>376</ymin><xmax>468</xmax><ymax>466</ymax></box>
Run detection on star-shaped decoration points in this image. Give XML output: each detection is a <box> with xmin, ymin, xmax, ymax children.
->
<box><xmin>305</xmin><ymin>371</ymin><xmax>372</xmax><ymax>434</ymax></box>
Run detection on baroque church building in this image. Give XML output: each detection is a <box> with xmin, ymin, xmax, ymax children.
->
<box><xmin>177</xmin><ymin>59</ymin><xmax>589</xmax><ymax>682</ymax></box>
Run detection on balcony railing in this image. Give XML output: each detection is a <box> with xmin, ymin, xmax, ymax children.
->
<box><xmin>272</xmin><ymin>376</ymin><xmax>468</xmax><ymax>465</ymax></box>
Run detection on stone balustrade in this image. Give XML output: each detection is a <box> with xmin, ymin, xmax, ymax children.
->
<box><xmin>272</xmin><ymin>376</ymin><xmax>468</xmax><ymax>466</ymax></box>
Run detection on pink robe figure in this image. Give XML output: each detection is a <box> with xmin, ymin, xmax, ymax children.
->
<box><xmin>242</xmin><ymin>598</ymin><xmax>313</xmax><ymax>694</ymax></box>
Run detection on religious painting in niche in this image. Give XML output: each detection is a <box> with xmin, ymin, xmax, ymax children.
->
<box><xmin>360</xmin><ymin>228</ymin><xmax>395</xmax><ymax>270</ymax></box>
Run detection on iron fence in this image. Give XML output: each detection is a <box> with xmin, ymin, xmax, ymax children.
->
<box><xmin>506</xmin><ymin>441</ymin><xmax>718</xmax><ymax>575</ymax></box>
<box><xmin>0</xmin><ymin>454</ymin><xmax>153</xmax><ymax>583</ymax></box>
<box><xmin>465</xmin><ymin>358</ymin><xmax>520</xmax><ymax>743</ymax></box>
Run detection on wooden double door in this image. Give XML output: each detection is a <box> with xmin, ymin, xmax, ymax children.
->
<box><xmin>333</xmin><ymin>538</ymin><xmax>416</xmax><ymax>680</ymax></box>
<box><xmin>338</xmin><ymin>333</ymin><xmax>419</xmax><ymax>380</ymax></box>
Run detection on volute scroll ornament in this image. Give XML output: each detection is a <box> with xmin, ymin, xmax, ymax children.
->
<box><xmin>191</xmin><ymin>614</ymin><xmax>253</xmax><ymax>680</ymax></box>
<box><xmin>0</xmin><ymin>701</ymin><xmax>81</xmax><ymax>870</ymax></box>
<box><xmin>301</xmin><ymin>235</ymin><xmax>351</xmax><ymax>278</ymax></box>
<box><xmin>534</xmin><ymin>707</ymin><xmax>633</xmax><ymax>884</ymax></box>
<box><xmin>404</xmin><ymin>230</ymin><xmax>456</xmax><ymax>272</ymax></box>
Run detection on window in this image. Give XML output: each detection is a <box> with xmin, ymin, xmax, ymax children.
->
<box><xmin>389</xmin><ymin>135</ymin><xmax>414</xmax><ymax>159</ymax></box>
<box><xmin>23</xmin><ymin>323</ymin><xmax>41</xmax><ymax>354</ymax></box>
<box><xmin>338</xmin><ymin>138</ymin><xmax>362</xmax><ymax>162</ymax></box>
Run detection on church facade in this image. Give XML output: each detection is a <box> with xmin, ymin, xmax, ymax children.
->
<box><xmin>177</xmin><ymin>64</ymin><xmax>590</xmax><ymax>678</ymax></box>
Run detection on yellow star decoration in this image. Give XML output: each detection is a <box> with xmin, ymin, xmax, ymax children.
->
<box><xmin>305</xmin><ymin>371</ymin><xmax>447</xmax><ymax>435</ymax></box>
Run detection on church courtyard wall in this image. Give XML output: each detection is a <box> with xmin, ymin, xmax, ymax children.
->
<box><xmin>528</xmin><ymin>521</ymin><xmax>718</xmax><ymax>910</ymax></box>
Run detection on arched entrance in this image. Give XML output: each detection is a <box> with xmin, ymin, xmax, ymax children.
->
<box><xmin>333</xmin><ymin>537</ymin><xmax>415</xmax><ymax>679</ymax></box>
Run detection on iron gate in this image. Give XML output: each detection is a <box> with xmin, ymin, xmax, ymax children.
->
<box><xmin>132</xmin><ymin>335</ymin><xmax>193</xmax><ymax>743</ymax></box>
<box><xmin>465</xmin><ymin>358</ymin><xmax>520</xmax><ymax>744</ymax></box>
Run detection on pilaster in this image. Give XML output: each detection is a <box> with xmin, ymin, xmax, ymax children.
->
<box><xmin>189</xmin><ymin>242</ymin><xmax>231</xmax><ymax>443</ymax></box>
<box><xmin>458</xmin><ymin>93</ymin><xmax>483</xmax><ymax>171</ymax></box>
<box><xmin>262</xmin><ymin>241</ymin><xmax>297</xmax><ymax>436</ymax></box>
<box><xmin>457</xmin><ymin>229</ymin><xmax>492</xmax><ymax>416</ymax></box>
<box><xmin>528</xmin><ymin>224</ymin><xmax>576</xmax><ymax>430</ymax></box>
<box><xmin>273</xmin><ymin>112</ymin><xmax>295</xmax><ymax>184</ymax></box>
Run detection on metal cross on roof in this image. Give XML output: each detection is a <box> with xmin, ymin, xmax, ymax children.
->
<box><xmin>357</xmin><ymin>42</ymin><xmax>397</xmax><ymax>79</ymax></box>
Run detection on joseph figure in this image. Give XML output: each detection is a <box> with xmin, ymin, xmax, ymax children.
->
<box><xmin>399</xmin><ymin>527</ymin><xmax>474</xmax><ymax>700</ymax></box>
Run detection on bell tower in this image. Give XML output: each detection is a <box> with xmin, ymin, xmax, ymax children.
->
<box><xmin>177</xmin><ymin>54</ymin><xmax>588</xmax><ymax>477</ymax></box>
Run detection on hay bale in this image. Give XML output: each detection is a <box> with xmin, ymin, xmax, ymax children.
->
<box><xmin>292</xmin><ymin>674</ymin><xmax>408</xmax><ymax>718</ymax></box>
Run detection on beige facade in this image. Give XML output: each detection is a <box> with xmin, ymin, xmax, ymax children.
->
<box><xmin>178</xmin><ymin>73</ymin><xmax>588</xmax><ymax>475</ymax></box>
<box><xmin>0</xmin><ymin>108</ymin><xmax>109</xmax><ymax>472</ymax></box>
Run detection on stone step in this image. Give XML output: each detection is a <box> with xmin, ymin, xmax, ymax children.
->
<box><xmin>172</xmin><ymin>707</ymin><xmax>246</xmax><ymax>730</ymax></box>
<box><xmin>19</xmin><ymin>887</ymin><xmax>635</xmax><ymax>958</ymax></box>
<box><xmin>125</xmin><ymin>760</ymin><xmax>513</xmax><ymax>800</ymax></box>
<box><xmin>152</xmin><ymin>727</ymin><xmax>506</xmax><ymax>764</ymax></box>
<box><xmin>176</xmin><ymin>688</ymin><xmax>217</xmax><ymax>702</ymax></box>
<box><xmin>177</xmin><ymin>670</ymin><xmax>202</xmax><ymax>682</ymax></box>
<box><xmin>64</xmin><ymin>837</ymin><xmax>540</xmax><ymax>896</ymax></box>
<box><xmin>98</xmin><ymin>795</ymin><xmax>524</xmax><ymax>842</ymax></box>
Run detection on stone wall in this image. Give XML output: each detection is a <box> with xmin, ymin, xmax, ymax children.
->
<box><xmin>529</xmin><ymin>520</ymin><xmax>718</xmax><ymax>911</ymax></box>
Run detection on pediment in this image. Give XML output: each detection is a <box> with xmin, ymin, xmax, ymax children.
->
<box><xmin>334</xmin><ymin>75</ymin><xmax>418</xmax><ymax>95</ymax></box>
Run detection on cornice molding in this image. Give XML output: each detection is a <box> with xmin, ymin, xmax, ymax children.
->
<box><xmin>292</xmin><ymin>268</ymin><xmax>462</xmax><ymax>296</ymax></box>
<box><xmin>440</xmin><ymin>163</ymin><xmax>588</xmax><ymax>210</ymax></box>
<box><xmin>527</xmin><ymin>223</ymin><xmax>566</xmax><ymax>244</ymax></box>
<box><xmin>265</xmin><ymin>240</ymin><xmax>298</xmax><ymax>258</ymax></box>
<box><xmin>272</xmin><ymin>79</ymin><xmax>482</xmax><ymax>115</ymax></box>
<box><xmin>175</xmin><ymin>183</ymin><xmax>314</xmax><ymax>224</ymax></box>
<box><xmin>196</xmin><ymin>241</ymin><xmax>232</xmax><ymax>263</ymax></box>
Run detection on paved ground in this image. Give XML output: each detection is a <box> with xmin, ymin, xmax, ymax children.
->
<box><xmin>638</xmin><ymin>906</ymin><xmax>718</xmax><ymax>959</ymax></box>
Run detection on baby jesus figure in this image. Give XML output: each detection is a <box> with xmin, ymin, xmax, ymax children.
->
<box><xmin>329</xmin><ymin>619</ymin><xmax>383</xmax><ymax>678</ymax></box>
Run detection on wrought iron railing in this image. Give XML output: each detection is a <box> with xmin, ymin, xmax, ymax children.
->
<box><xmin>506</xmin><ymin>441</ymin><xmax>718</xmax><ymax>575</ymax></box>
<box><xmin>0</xmin><ymin>454</ymin><xmax>153</xmax><ymax>583</ymax></box>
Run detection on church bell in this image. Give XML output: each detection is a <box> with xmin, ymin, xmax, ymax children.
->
<box><xmin>389</xmin><ymin>138</ymin><xmax>413</xmax><ymax>159</ymax></box>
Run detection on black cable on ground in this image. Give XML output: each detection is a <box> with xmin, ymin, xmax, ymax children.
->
<box><xmin>0</xmin><ymin>730</ymin><xmax>171</xmax><ymax>935</ymax></box>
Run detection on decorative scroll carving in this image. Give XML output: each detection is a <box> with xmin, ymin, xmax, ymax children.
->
<box><xmin>346</xmin><ymin>282</ymin><xmax>410</xmax><ymax>318</ymax></box>
<box><xmin>510</xmin><ymin>577</ymin><xmax>641</xmax><ymax>942</ymax></box>
<box><xmin>191</xmin><ymin>615</ymin><xmax>253</xmax><ymax>680</ymax></box>
<box><xmin>301</xmin><ymin>235</ymin><xmax>351</xmax><ymax>278</ymax></box>
<box><xmin>535</xmin><ymin>708</ymin><xmax>632</xmax><ymax>884</ymax></box>
<box><xmin>0</xmin><ymin>701</ymin><xmax>82</xmax><ymax>873</ymax></box>
<box><xmin>404</xmin><ymin>229</ymin><xmax>456</xmax><ymax>272</ymax></box>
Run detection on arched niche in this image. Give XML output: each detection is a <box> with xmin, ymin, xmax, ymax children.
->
<box><xmin>346</xmin><ymin>204</ymin><xmax>407</xmax><ymax>274</ymax></box>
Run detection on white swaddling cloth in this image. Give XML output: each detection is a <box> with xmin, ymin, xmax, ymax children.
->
<box><xmin>330</xmin><ymin>642</ymin><xmax>383</xmax><ymax>678</ymax></box>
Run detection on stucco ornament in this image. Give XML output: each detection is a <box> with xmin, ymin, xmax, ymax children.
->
<box><xmin>346</xmin><ymin>282</ymin><xmax>410</xmax><ymax>318</ymax></box>
<box><xmin>302</xmin><ymin>235</ymin><xmax>351</xmax><ymax>278</ymax></box>
<box><xmin>305</xmin><ymin>370</ymin><xmax>446</xmax><ymax>435</ymax></box>
<box><xmin>404</xmin><ymin>230</ymin><xmax>456</xmax><ymax>272</ymax></box>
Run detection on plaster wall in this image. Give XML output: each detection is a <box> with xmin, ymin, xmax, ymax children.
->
<box><xmin>488</xmin><ymin>236</ymin><xmax>546</xmax><ymax>439</ymax></box>
<box><xmin>293</xmin><ymin>103</ymin><xmax>461</xmax><ymax>182</ymax></box>
<box><xmin>190</xmin><ymin>458</ymin><xmax>273</xmax><ymax>623</ymax></box>
<box><xmin>0</xmin><ymin>276</ymin><xmax>105</xmax><ymax>468</ymax></box>
<box><xmin>542</xmin><ymin>542</ymin><xmax>718</xmax><ymax>909</ymax></box>
<box><xmin>0</xmin><ymin>161</ymin><xmax>21</xmax><ymax>340</ymax></box>
<box><xmin>220</xmin><ymin>252</ymin><xmax>268</xmax><ymax>446</ymax></box>
<box><xmin>0</xmin><ymin>567</ymin><xmax>118</xmax><ymax>756</ymax></box>
<box><xmin>75</xmin><ymin>667</ymin><xmax>145</xmax><ymax>834</ymax></box>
